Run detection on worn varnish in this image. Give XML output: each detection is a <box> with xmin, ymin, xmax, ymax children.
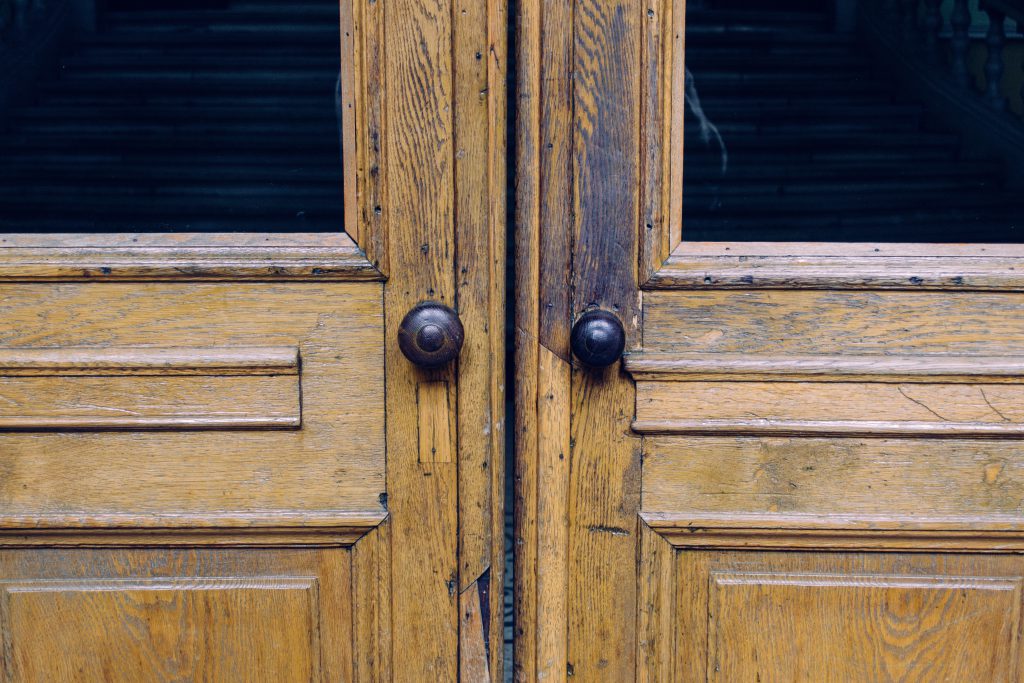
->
<box><xmin>514</xmin><ymin>0</ymin><xmax>1024</xmax><ymax>679</ymax></box>
<box><xmin>0</xmin><ymin>0</ymin><xmax>505</xmax><ymax>676</ymax></box>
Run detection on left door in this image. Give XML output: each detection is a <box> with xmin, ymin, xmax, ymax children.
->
<box><xmin>0</xmin><ymin>0</ymin><xmax>506</xmax><ymax>679</ymax></box>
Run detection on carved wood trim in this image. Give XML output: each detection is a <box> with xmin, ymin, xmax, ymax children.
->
<box><xmin>0</xmin><ymin>347</ymin><xmax>299</xmax><ymax>376</ymax></box>
<box><xmin>642</xmin><ymin>513</ymin><xmax>1024</xmax><ymax>552</ymax></box>
<box><xmin>626</xmin><ymin>353</ymin><xmax>1024</xmax><ymax>382</ymax></box>
<box><xmin>0</xmin><ymin>511</ymin><xmax>387</xmax><ymax>547</ymax></box>
<box><xmin>628</xmin><ymin>353</ymin><xmax>1024</xmax><ymax>436</ymax></box>
<box><xmin>0</xmin><ymin>346</ymin><xmax>302</xmax><ymax>431</ymax></box>
<box><xmin>0</xmin><ymin>232</ymin><xmax>381</xmax><ymax>281</ymax></box>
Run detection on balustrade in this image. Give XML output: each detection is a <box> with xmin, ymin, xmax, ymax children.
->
<box><xmin>875</xmin><ymin>0</ymin><xmax>1024</xmax><ymax>117</ymax></box>
<box><xmin>0</xmin><ymin>0</ymin><xmax>49</xmax><ymax>43</ymax></box>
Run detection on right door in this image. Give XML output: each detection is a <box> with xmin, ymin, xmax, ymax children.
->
<box><xmin>514</xmin><ymin>0</ymin><xmax>1024</xmax><ymax>679</ymax></box>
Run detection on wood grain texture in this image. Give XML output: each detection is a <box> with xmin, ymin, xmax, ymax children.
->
<box><xmin>0</xmin><ymin>233</ymin><xmax>380</xmax><ymax>281</ymax></box>
<box><xmin>418</xmin><ymin>381</ymin><xmax>455</xmax><ymax>463</ymax></box>
<box><xmin>0</xmin><ymin>346</ymin><xmax>301</xmax><ymax>430</ymax></box>
<box><xmin>636</xmin><ymin>522</ymin><xmax>676</xmax><ymax>683</ymax></box>
<box><xmin>639</xmin><ymin>0</ymin><xmax>682</xmax><ymax>283</ymax></box>
<box><xmin>352</xmin><ymin>0</ymin><xmax>388</xmax><ymax>273</ymax></box>
<box><xmin>381</xmin><ymin>0</ymin><xmax>460</xmax><ymax>676</ymax></box>
<box><xmin>645</xmin><ymin>437</ymin><xmax>1024</xmax><ymax>525</ymax></box>
<box><xmin>0</xmin><ymin>282</ymin><xmax>384</xmax><ymax>526</ymax></box>
<box><xmin>512</xmin><ymin>0</ymin><xmax>575</xmax><ymax>677</ymax></box>
<box><xmin>709</xmin><ymin>571</ymin><xmax>1021</xmax><ymax>681</ymax></box>
<box><xmin>0</xmin><ymin>547</ymin><xmax>353</xmax><ymax>681</ymax></box>
<box><xmin>671</xmin><ymin>552</ymin><xmax>1024</xmax><ymax>683</ymax></box>
<box><xmin>352</xmin><ymin>521</ymin><xmax>393</xmax><ymax>683</ymax></box>
<box><xmin>636</xmin><ymin>380</ymin><xmax>1024</xmax><ymax>436</ymax></box>
<box><xmin>649</xmin><ymin>244</ymin><xmax>1024</xmax><ymax>290</ymax></box>
<box><xmin>568</xmin><ymin>0</ymin><xmax>644</xmax><ymax>679</ymax></box>
<box><xmin>643</xmin><ymin>290</ymin><xmax>1024</xmax><ymax>356</ymax></box>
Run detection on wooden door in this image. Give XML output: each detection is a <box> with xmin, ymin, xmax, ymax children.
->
<box><xmin>0</xmin><ymin>0</ymin><xmax>505</xmax><ymax>680</ymax></box>
<box><xmin>513</xmin><ymin>0</ymin><xmax>1024</xmax><ymax>680</ymax></box>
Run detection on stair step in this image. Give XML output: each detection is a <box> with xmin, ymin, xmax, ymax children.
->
<box><xmin>63</xmin><ymin>50</ymin><xmax>339</xmax><ymax>71</ymax></box>
<box><xmin>12</xmin><ymin>103</ymin><xmax>336</xmax><ymax>125</ymax></box>
<box><xmin>683</xmin><ymin>158</ymin><xmax>1001</xmax><ymax>181</ymax></box>
<box><xmin>13</xmin><ymin>120</ymin><xmax>340</xmax><ymax>138</ymax></box>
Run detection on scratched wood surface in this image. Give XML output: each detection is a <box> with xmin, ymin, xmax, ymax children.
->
<box><xmin>0</xmin><ymin>0</ymin><xmax>506</xmax><ymax>677</ymax></box>
<box><xmin>0</xmin><ymin>282</ymin><xmax>383</xmax><ymax>523</ymax></box>
<box><xmin>378</xmin><ymin>0</ymin><xmax>506</xmax><ymax>675</ymax></box>
<box><xmin>513</xmin><ymin>0</ymin><xmax>575</xmax><ymax>678</ymax></box>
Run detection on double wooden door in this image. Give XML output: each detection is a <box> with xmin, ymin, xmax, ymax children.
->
<box><xmin>4</xmin><ymin>0</ymin><xmax>1024</xmax><ymax>680</ymax></box>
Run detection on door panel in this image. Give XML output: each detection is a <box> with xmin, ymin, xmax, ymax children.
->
<box><xmin>0</xmin><ymin>0</ymin><xmax>506</xmax><ymax>676</ymax></box>
<box><xmin>514</xmin><ymin>0</ymin><xmax>1024</xmax><ymax>680</ymax></box>
<box><xmin>667</xmin><ymin>551</ymin><xmax>1024</xmax><ymax>682</ymax></box>
<box><xmin>0</xmin><ymin>280</ymin><xmax>383</xmax><ymax>523</ymax></box>
<box><xmin>0</xmin><ymin>548</ymin><xmax>355</xmax><ymax>681</ymax></box>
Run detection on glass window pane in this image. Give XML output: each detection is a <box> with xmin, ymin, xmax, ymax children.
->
<box><xmin>681</xmin><ymin>0</ymin><xmax>1024</xmax><ymax>243</ymax></box>
<box><xmin>0</xmin><ymin>0</ymin><xmax>345</xmax><ymax>232</ymax></box>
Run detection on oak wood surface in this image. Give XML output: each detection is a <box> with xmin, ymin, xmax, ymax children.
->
<box><xmin>513</xmin><ymin>0</ymin><xmax>575</xmax><ymax>678</ymax></box>
<box><xmin>0</xmin><ymin>547</ymin><xmax>354</xmax><ymax>681</ymax></box>
<box><xmin>0</xmin><ymin>0</ymin><xmax>506</xmax><ymax>677</ymax></box>
<box><xmin>676</xmin><ymin>552</ymin><xmax>1024</xmax><ymax>682</ymax></box>
<box><xmin>515</xmin><ymin>0</ymin><xmax>1024</xmax><ymax>678</ymax></box>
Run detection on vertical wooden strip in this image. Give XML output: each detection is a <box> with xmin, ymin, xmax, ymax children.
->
<box><xmin>569</xmin><ymin>0</ymin><xmax>643</xmax><ymax>680</ymax></box>
<box><xmin>538</xmin><ymin>0</ymin><xmax>576</xmax><ymax>358</ymax></box>
<box><xmin>453</xmin><ymin>0</ymin><xmax>496</xmax><ymax>604</ymax></box>
<box><xmin>486</xmin><ymin>0</ymin><xmax>509</xmax><ymax>676</ymax></box>
<box><xmin>636</xmin><ymin>522</ymin><xmax>676</xmax><ymax>682</ymax></box>
<box><xmin>536</xmin><ymin>347</ymin><xmax>571</xmax><ymax>681</ymax></box>
<box><xmin>513</xmin><ymin>0</ymin><xmax>543</xmax><ymax>677</ymax></box>
<box><xmin>340</xmin><ymin>0</ymin><xmax>360</xmax><ymax>241</ymax></box>
<box><xmin>352</xmin><ymin>522</ymin><xmax>393</xmax><ymax>683</ymax></box>
<box><xmin>453</xmin><ymin>0</ymin><xmax>507</xmax><ymax>676</ymax></box>
<box><xmin>640</xmin><ymin>0</ymin><xmax>672</xmax><ymax>283</ymax></box>
<box><xmin>356</xmin><ymin>0</ymin><xmax>389</xmax><ymax>273</ymax></box>
<box><xmin>668</xmin><ymin>0</ymin><xmax>685</xmax><ymax>250</ymax></box>
<box><xmin>676</xmin><ymin>550</ymin><xmax>710</xmax><ymax>681</ymax></box>
<box><xmin>514</xmin><ymin>0</ymin><xmax>576</xmax><ymax>678</ymax></box>
<box><xmin>384</xmin><ymin>0</ymin><xmax>459</xmax><ymax>677</ymax></box>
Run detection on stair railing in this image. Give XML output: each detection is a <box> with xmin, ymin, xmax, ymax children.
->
<box><xmin>0</xmin><ymin>0</ymin><xmax>48</xmax><ymax>44</ymax></box>
<box><xmin>863</xmin><ymin>0</ymin><xmax>1024</xmax><ymax>184</ymax></box>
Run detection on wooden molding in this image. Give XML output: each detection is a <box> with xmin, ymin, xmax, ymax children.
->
<box><xmin>0</xmin><ymin>233</ymin><xmax>381</xmax><ymax>281</ymax></box>
<box><xmin>626</xmin><ymin>353</ymin><xmax>1024</xmax><ymax>382</ymax></box>
<box><xmin>642</xmin><ymin>513</ymin><xmax>1024</xmax><ymax>552</ymax></box>
<box><xmin>629</xmin><ymin>352</ymin><xmax>1024</xmax><ymax>437</ymax></box>
<box><xmin>646</xmin><ymin>248</ymin><xmax>1024</xmax><ymax>291</ymax></box>
<box><xmin>633</xmin><ymin>418</ymin><xmax>1024</xmax><ymax>437</ymax></box>
<box><xmin>0</xmin><ymin>346</ymin><xmax>299</xmax><ymax>376</ymax></box>
<box><xmin>0</xmin><ymin>511</ymin><xmax>387</xmax><ymax>547</ymax></box>
<box><xmin>0</xmin><ymin>346</ymin><xmax>302</xmax><ymax>431</ymax></box>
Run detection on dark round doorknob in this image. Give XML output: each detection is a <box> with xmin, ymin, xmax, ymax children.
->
<box><xmin>571</xmin><ymin>310</ymin><xmax>626</xmax><ymax>368</ymax></box>
<box><xmin>398</xmin><ymin>301</ymin><xmax>465</xmax><ymax>369</ymax></box>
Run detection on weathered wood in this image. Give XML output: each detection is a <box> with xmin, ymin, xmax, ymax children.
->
<box><xmin>513</xmin><ymin>0</ymin><xmax>575</xmax><ymax>678</ymax></box>
<box><xmin>0</xmin><ymin>548</ymin><xmax>355</xmax><ymax>680</ymax></box>
<box><xmin>567</xmin><ymin>0</ymin><xmax>644</xmax><ymax>680</ymax></box>
<box><xmin>670</xmin><ymin>551</ymin><xmax>1024</xmax><ymax>680</ymax></box>
<box><xmin>381</xmin><ymin>0</ymin><xmax>460</xmax><ymax>677</ymax></box>
<box><xmin>0</xmin><ymin>282</ymin><xmax>384</xmax><ymax>526</ymax></box>
<box><xmin>0</xmin><ymin>232</ymin><xmax>381</xmax><ymax>281</ymax></box>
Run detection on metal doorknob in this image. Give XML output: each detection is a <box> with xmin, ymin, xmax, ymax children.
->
<box><xmin>571</xmin><ymin>310</ymin><xmax>626</xmax><ymax>368</ymax></box>
<box><xmin>398</xmin><ymin>301</ymin><xmax>465</xmax><ymax>369</ymax></box>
